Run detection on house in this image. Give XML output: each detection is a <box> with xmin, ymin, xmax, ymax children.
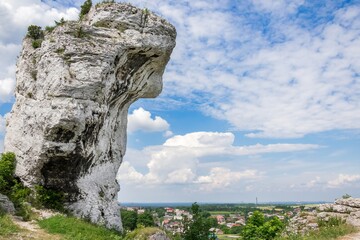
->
<box><xmin>209</xmin><ymin>228</ymin><xmax>224</xmax><ymax>235</ymax></box>
<box><xmin>165</xmin><ymin>207</ymin><xmax>174</xmax><ymax>213</ymax></box>
<box><xmin>216</xmin><ymin>215</ymin><xmax>225</xmax><ymax>224</ymax></box>
<box><xmin>137</xmin><ymin>209</ymin><xmax>145</xmax><ymax>214</ymax></box>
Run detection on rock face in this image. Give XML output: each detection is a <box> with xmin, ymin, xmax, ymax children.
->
<box><xmin>4</xmin><ymin>3</ymin><xmax>175</xmax><ymax>230</ymax></box>
<box><xmin>287</xmin><ymin>198</ymin><xmax>360</xmax><ymax>234</ymax></box>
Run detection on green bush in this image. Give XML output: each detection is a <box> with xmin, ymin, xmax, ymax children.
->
<box><xmin>0</xmin><ymin>152</ymin><xmax>16</xmax><ymax>194</ymax></box>
<box><xmin>242</xmin><ymin>211</ymin><xmax>284</xmax><ymax>240</ymax></box>
<box><xmin>32</xmin><ymin>39</ymin><xmax>43</xmax><ymax>49</ymax></box>
<box><xmin>182</xmin><ymin>203</ymin><xmax>211</xmax><ymax>240</ymax></box>
<box><xmin>137</xmin><ymin>211</ymin><xmax>154</xmax><ymax>227</ymax></box>
<box><xmin>79</xmin><ymin>0</ymin><xmax>92</xmax><ymax>20</ymax></box>
<box><xmin>27</xmin><ymin>25</ymin><xmax>43</xmax><ymax>39</ymax></box>
<box><xmin>45</xmin><ymin>26</ymin><xmax>56</xmax><ymax>33</ymax></box>
<box><xmin>121</xmin><ymin>209</ymin><xmax>138</xmax><ymax>231</ymax></box>
<box><xmin>34</xmin><ymin>185</ymin><xmax>64</xmax><ymax>211</ymax></box>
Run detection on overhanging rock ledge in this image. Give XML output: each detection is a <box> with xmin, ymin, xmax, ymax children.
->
<box><xmin>4</xmin><ymin>3</ymin><xmax>176</xmax><ymax>231</ymax></box>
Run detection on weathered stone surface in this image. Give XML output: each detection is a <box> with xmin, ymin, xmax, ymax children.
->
<box><xmin>4</xmin><ymin>3</ymin><xmax>175</xmax><ymax>231</ymax></box>
<box><xmin>0</xmin><ymin>193</ymin><xmax>15</xmax><ymax>214</ymax></box>
<box><xmin>335</xmin><ymin>198</ymin><xmax>360</xmax><ymax>208</ymax></box>
<box><xmin>287</xmin><ymin>198</ymin><xmax>360</xmax><ymax>235</ymax></box>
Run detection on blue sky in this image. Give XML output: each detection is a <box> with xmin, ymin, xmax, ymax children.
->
<box><xmin>0</xmin><ymin>0</ymin><xmax>359</xmax><ymax>203</ymax></box>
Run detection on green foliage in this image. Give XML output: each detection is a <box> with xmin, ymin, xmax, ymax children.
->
<box><xmin>55</xmin><ymin>48</ymin><xmax>65</xmax><ymax>54</ymax></box>
<box><xmin>32</xmin><ymin>39</ymin><xmax>43</xmax><ymax>49</ymax></box>
<box><xmin>27</xmin><ymin>25</ymin><xmax>43</xmax><ymax>39</ymax></box>
<box><xmin>79</xmin><ymin>0</ymin><xmax>92</xmax><ymax>20</ymax></box>
<box><xmin>10</xmin><ymin>181</ymin><xmax>31</xmax><ymax>205</ymax></box>
<box><xmin>182</xmin><ymin>202</ymin><xmax>211</xmax><ymax>240</ymax></box>
<box><xmin>317</xmin><ymin>216</ymin><xmax>344</xmax><ymax>228</ymax></box>
<box><xmin>75</xmin><ymin>26</ymin><xmax>87</xmax><ymax>38</ymax></box>
<box><xmin>229</xmin><ymin>225</ymin><xmax>243</xmax><ymax>234</ymax></box>
<box><xmin>0</xmin><ymin>152</ymin><xmax>16</xmax><ymax>194</ymax></box>
<box><xmin>34</xmin><ymin>185</ymin><xmax>64</xmax><ymax>211</ymax></box>
<box><xmin>15</xmin><ymin>201</ymin><xmax>33</xmax><ymax>221</ymax></box>
<box><xmin>276</xmin><ymin>220</ymin><xmax>357</xmax><ymax>240</ymax></box>
<box><xmin>242</xmin><ymin>211</ymin><xmax>284</xmax><ymax>240</ymax></box>
<box><xmin>38</xmin><ymin>215</ymin><xmax>122</xmax><ymax>240</ymax></box>
<box><xmin>121</xmin><ymin>209</ymin><xmax>138</xmax><ymax>231</ymax></box>
<box><xmin>45</xmin><ymin>26</ymin><xmax>56</xmax><ymax>33</ymax></box>
<box><xmin>342</xmin><ymin>194</ymin><xmax>351</xmax><ymax>199</ymax></box>
<box><xmin>124</xmin><ymin>226</ymin><xmax>169</xmax><ymax>240</ymax></box>
<box><xmin>55</xmin><ymin>17</ymin><xmax>66</xmax><ymax>26</ymax></box>
<box><xmin>206</xmin><ymin>217</ymin><xmax>218</xmax><ymax>228</ymax></box>
<box><xmin>0</xmin><ymin>214</ymin><xmax>20</xmax><ymax>236</ymax></box>
<box><xmin>137</xmin><ymin>211</ymin><xmax>154</xmax><ymax>227</ymax></box>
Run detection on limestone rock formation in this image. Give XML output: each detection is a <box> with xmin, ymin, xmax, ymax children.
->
<box><xmin>4</xmin><ymin>3</ymin><xmax>175</xmax><ymax>230</ymax></box>
<box><xmin>287</xmin><ymin>197</ymin><xmax>360</xmax><ymax>234</ymax></box>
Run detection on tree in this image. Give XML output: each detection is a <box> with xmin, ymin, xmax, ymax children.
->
<box><xmin>242</xmin><ymin>211</ymin><xmax>284</xmax><ymax>240</ymax></box>
<box><xmin>182</xmin><ymin>202</ymin><xmax>211</xmax><ymax>240</ymax></box>
<box><xmin>27</xmin><ymin>25</ymin><xmax>43</xmax><ymax>39</ymax></box>
<box><xmin>137</xmin><ymin>211</ymin><xmax>154</xmax><ymax>227</ymax></box>
<box><xmin>121</xmin><ymin>209</ymin><xmax>138</xmax><ymax>231</ymax></box>
<box><xmin>79</xmin><ymin>0</ymin><xmax>92</xmax><ymax>20</ymax></box>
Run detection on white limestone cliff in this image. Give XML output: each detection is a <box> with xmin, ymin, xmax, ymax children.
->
<box><xmin>4</xmin><ymin>2</ymin><xmax>176</xmax><ymax>230</ymax></box>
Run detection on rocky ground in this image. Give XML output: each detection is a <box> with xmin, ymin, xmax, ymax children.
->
<box><xmin>287</xmin><ymin>197</ymin><xmax>360</xmax><ymax>235</ymax></box>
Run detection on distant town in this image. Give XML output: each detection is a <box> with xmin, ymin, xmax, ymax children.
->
<box><xmin>120</xmin><ymin>202</ymin><xmax>321</xmax><ymax>236</ymax></box>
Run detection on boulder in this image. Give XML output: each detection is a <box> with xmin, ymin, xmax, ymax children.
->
<box><xmin>0</xmin><ymin>193</ymin><xmax>15</xmax><ymax>214</ymax></box>
<box><xmin>4</xmin><ymin>3</ymin><xmax>175</xmax><ymax>231</ymax></box>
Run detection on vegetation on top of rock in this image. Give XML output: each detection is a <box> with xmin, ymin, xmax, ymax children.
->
<box><xmin>276</xmin><ymin>216</ymin><xmax>357</xmax><ymax>240</ymax></box>
<box><xmin>27</xmin><ymin>25</ymin><xmax>43</xmax><ymax>39</ymax></box>
<box><xmin>79</xmin><ymin>0</ymin><xmax>92</xmax><ymax>20</ymax></box>
<box><xmin>96</xmin><ymin>0</ymin><xmax>115</xmax><ymax>7</ymax></box>
<box><xmin>27</xmin><ymin>25</ymin><xmax>44</xmax><ymax>49</ymax></box>
<box><xmin>342</xmin><ymin>193</ymin><xmax>352</xmax><ymax>199</ymax></box>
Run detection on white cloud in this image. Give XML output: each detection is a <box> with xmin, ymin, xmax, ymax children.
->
<box><xmin>128</xmin><ymin>107</ymin><xmax>170</xmax><ymax>133</ymax></box>
<box><xmin>196</xmin><ymin>167</ymin><xmax>260</xmax><ymax>191</ymax></box>
<box><xmin>0</xmin><ymin>78</ymin><xmax>15</xmax><ymax>102</ymax></box>
<box><xmin>0</xmin><ymin>1</ymin><xmax>79</xmax><ymax>104</ymax></box>
<box><xmin>117</xmin><ymin>161</ymin><xmax>144</xmax><ymax>183</ymax></box>
<box><xmin>327</xmin><ymin>174</ymin><xmax>360</xmax><ymax>188</ymax></box>
<box><xmin>118</xmin><ymin>131</ymin><xmax>319</xmax><ymax>189</ymax></box>
<box><xmin>129</xmin><ymin>1</ymin><xmax>360</xmax><ymax>139</ymax></box>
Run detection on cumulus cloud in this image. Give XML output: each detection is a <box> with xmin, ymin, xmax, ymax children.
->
<box><xmin>196</xmin><ymin>168</ymin><xmax>260</xmax><ymax>191</ymax></box>
<box><xmin>128</xmin><ymin>107</ymin><xmax>170</xmax><ymax>134</ymax></box>
<box><xmin>0</xmin><ymin>0</ymin><xmax>79</xmax><ymax>104</ymax></box>
<box><xmin>128</xmin><ymin>0</ymin><xmax>360</xmax><ymax>139</ymax></box>
<box><xmin>118</xmin><ymin>131</ymin><xmax>319</xmax><ymax>189</ymax></box>
<box><xmin>327</xmin><ymin>174</ymin><xmax>360</xmax><ymax>188</ymax></box>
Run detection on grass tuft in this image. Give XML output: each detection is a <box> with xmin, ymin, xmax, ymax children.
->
<box><xmin>0</xmin><ymin>214</ymin><xmax>20</xmax><ymax>236</ymax></box>
<box><xmin>38</xmin><ymin>215</ymin><xmax>122</xmax><ymax>240</ymax></box>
